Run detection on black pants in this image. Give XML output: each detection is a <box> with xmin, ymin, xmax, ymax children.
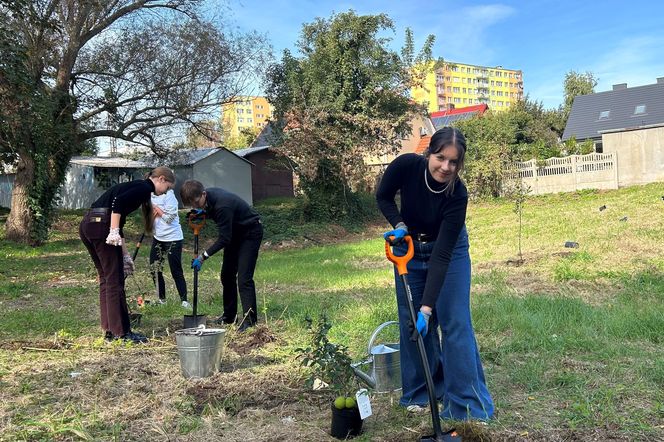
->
<box><xmin>79</xmin><ymin>210</ymin><xmax>131</xmax><ymax>336</ymax></box>
<box><xmin>149</xmin><ymin>239</ymin><xmax>187</xmax><ymax>301</ymax></box>
<box><xmin>220</xmin><ymin>221</ymin><xmax>263</xmax><ymax>325</ymax></box>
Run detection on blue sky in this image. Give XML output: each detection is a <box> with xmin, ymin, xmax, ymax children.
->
<box><xmin>226</xmin><ymin>0</ymin><xmax>664</xmax><ymax>109</ymax></box>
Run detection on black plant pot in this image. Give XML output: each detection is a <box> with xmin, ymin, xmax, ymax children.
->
<box><xmin>330</xmin><ymin>403</ymin><xmax>363</xmax><ymax>439</ymax></box>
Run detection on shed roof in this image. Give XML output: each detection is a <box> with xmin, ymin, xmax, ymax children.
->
<box><xmin>70</xmin><ymin>147</ymin><xmax>252</xmax><ymax>169</ymax></box>
<box><xmin>562</xmin><ymin>80</ymin><xmax>664</xmax><ymax>141</ymax></box>
<box><xmin>234</xmin><ymin>146</ymin><xmax>271</xmax><ymax>158</ymax></box>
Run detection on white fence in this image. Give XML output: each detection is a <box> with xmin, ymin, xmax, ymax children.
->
<box><xmin>506</xmin><ymin>152</ymin><xmax>618</xmax><ymax>195</ymax></box>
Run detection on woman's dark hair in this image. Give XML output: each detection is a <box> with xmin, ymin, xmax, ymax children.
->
<box><xmin>425</xmin><ymin>127</ymin><xmax>467</xmax><ymax>196</ymax></box>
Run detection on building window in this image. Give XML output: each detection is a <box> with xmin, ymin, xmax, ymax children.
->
<box><xmin>598</xmin><ymin>110</ymin><xmax>610</xmax><ymax>120</ymax></box>
<box><xmin>237</xmin><ymin>108</ymin><xmax>244</xmax><ymax>114</ymax></box>
<box><xmin>237</xmin><ymin>117</ymin><xmax>244</xmax><ymax>122</ymax></box>
<box><xmin>247</xmin><ymin>118</ymin><xmax>253</xmax><ymax>123</ymax></box>
<box><xmin>634</xmin><ymin>105</ymin><xmax>646</xmax><ymax>115</ymax></box>
<box><xmin>246</xmin><ymin>109</ymin><xmax>252</xmax><ymax>114</ymax></box>
<box><xmin>453</xmin><ymin>77</ymin><xmax>460</xmax><ymax>82</ymax></box>
<box><xmin>595</xmin><ymin>141</ymin><xmax>603</xmax><ymax>153</ymax></box>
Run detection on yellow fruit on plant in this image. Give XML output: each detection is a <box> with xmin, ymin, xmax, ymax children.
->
<box><xmin>345</xmin><ymin>397</ymin><xmax>356</xmax><ymax>409</ymax></box>
<box><xmin>334</xmin><ymin>396</ymin><xmax>346</xmax><ymax>409</ymax></box>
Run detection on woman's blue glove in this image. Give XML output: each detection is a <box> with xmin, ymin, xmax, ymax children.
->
<box><xmin>383</xmin><ymin>222</ymin><xmax>408</xmax><ymax>243</ymax></box>
<box><xmin>191</xmin><ymin>256</ymin><xmax>204</xmax><ymax>271</ymax></box>
<box><xmin>416</xmin><ymin>310</ymin><xmax>431</xmax><ymax>337</ymax></box>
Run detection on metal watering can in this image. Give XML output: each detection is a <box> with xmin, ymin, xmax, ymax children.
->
<box><xmin>351</xmin><ymin>321</ymin><xmax>401</xmax><ymax>393</ymax></box>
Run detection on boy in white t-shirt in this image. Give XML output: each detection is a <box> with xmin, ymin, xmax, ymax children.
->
<box><xmin>150</xmin><ymin>189</ymin><xmax>190</xmax><ymax>308</ymax></box>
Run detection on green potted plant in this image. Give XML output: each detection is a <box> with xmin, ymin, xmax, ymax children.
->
<box><xmin>297</xmin><ymin>314</ymin><xmax>363</xmax><ymax>439</ymax></box>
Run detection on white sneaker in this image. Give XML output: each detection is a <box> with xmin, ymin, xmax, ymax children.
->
<box><xmin>406</xmin><ymin>405</ymin><xmax>428</xmax><ymax>413</ymax></box>
<box><xmin>181</xmin><ymin>301</ymin><xmax>192</xmax><ymax>309</ymax></box>
<box><xmin>157</xmin><ymin>299</ymin><xmax>167</xmax><ymax>305</ymax></box>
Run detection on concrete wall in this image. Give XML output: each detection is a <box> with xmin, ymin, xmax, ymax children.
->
<box><xmin>602</xmin><ymin>126</ymin><xmax>664</xmax><ymax>186</ymax></box>
<box><xmin>193</xmin><ymin>149</ymin><xmax>253</xmax><ymax>204</ymax></box>
<box><xmin>509</xmin><ymin>153</ymin><xmax>618</xmax><ymax>195</ymax></box>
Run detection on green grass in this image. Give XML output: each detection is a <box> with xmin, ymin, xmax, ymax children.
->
<box><xmin>0</xmin><ymin>183</ymin><xmax>663</xmax><ymax>441</ymax></box>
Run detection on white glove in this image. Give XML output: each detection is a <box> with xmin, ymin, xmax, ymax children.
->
<box><xmin>123</xmin><ymin>254</ymin><xmax>135</xmax><ymax>276</ymax></box>
<box><xmin>106</xmin><ymin>228</ymin><xmax>123</xmax><ymax>246</ymax></box>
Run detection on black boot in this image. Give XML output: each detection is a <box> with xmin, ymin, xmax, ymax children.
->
<box><xmin>215</xmin><ymin>314</ymin><xmax>235</xmax><ymax>325</ymax></box>
<box><xmin>118</xmin><ymin>331</ymin><xmax>148</xmax><ymax>344</ymax></box>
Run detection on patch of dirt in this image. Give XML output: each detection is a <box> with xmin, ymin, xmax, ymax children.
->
<box><xmin>491</xmin><ymin>427</ymin><xmax>636</xmax><ymax>441</ymax></box>
<box><xmin>186</xmin><ymin>364</ymin><xmax>307</xmax><ymax>415</ymax></box>
<box><xmin>227</xmin><ymin>324</ymin><xmax>279</xmax><ymax>355</ymax></box>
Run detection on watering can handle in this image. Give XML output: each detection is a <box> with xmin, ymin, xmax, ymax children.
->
<box><xmin>367</xmin><ymin>320</ymin><xmax>399</xmax><ymax>356</ymax></box>
<box><xmin>384</xmin><ymin>235</ymin><xmax>414</xmax><ymax>276</ymax></box>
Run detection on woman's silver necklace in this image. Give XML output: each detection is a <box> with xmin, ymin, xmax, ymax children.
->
<box><xmin>424</xmin><ymin>169</ymin><xmax>448</xmax><ymax>194</ymax></box>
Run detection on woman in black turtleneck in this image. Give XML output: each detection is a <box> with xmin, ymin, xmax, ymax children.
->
<box><xmin>376</xmin><ymin>127</ymin><xmax>494</xmax><ymax>420</ymax></box>
<box><xmin>79</xmin><ymin>166</ymin><xmax>175</xmax><ymax>343</ymax></box>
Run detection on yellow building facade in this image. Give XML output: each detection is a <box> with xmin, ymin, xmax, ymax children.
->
<box><xmin>221</xmin><ymin>96</ymin><xmax>273</xmax><ymax>141</ymax></box>
<box><xmin>412</xmin><ymin>61</ymin><xmax>524</xmax><ymax>113</ymax></box>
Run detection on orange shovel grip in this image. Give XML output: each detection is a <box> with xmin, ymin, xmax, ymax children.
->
<box><xmin>385</xmin><ymin>235</ymin><xmax>414</xmax><ymax>275</ymax></box>
<box><xmin>188</xmin><ymin>213</ymin><xmax>206</xmax><ymax>235</ymax></box>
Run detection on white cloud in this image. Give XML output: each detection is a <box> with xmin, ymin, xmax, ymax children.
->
<box><xmin>591</xmin><ymin>35</ymin><xmax>664</xmax><ymax>91</ymax></box>
<box><xmin>437</xmin><ymin>4</ymin><xmax>516</xmax><ymax>63</ymax></box>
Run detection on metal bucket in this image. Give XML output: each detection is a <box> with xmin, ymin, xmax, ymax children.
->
<box><xmin>351</xmin><ymin>321</ymin><xmax>401</xmax><ymax>393</ymax></box>
<box><xmin>175</xmin><ymin>327</ymin><xmax>226</xmax><ymax>379</ymax></box>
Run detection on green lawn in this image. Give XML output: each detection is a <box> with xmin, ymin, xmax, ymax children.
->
<box><xmin>0</xmin><ymin>183</ymin><xmax>663</xmax><ymax>441</ymax></box>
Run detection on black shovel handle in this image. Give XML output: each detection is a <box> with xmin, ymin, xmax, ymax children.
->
<box><xmin>400</xmin><ymin>273</ymin><xmax>445</xmax><ymax>440</ymax></box>
<box><xmin>131</xmin><ymin>232</ymin><xmax>146</xmax><ymax>261</ymax></box>
<box><xmin>124</xmin><ymin>232</ymin><xmax>145</xmax><ymax>281</ymax></box>
<box><xmin>192</xmin><ymin>232</ymin><xmax>199</xmax><ymax>317</ymax></box>
<box><xmin>386</xmin><ymin>238</ymin><xmax>445</xmax><ymax>440</ymax></box>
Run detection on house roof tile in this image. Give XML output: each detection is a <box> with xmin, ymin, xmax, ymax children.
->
<box><xmin>562</xmin><ymin>81</ymin><xmax>664</xmax><ymax>141</ymax></box>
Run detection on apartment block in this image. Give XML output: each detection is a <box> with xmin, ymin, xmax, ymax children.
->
<box><xmin>412</xmin><ymin>61</ymin><xmax>524</xmax><ymax>113</ymax></box>
<box><xmin>221</xmin><ymin>96</ymin><xmax>273</xmax><ymax>140</ymax></box>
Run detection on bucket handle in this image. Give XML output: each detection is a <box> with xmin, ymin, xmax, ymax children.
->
<box><xmin>367</xmin><ymin>321</ymin><xmax>399</xmax><ymax>356</ymax></box>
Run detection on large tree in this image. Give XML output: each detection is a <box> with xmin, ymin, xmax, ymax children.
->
<box><xmin>456</xmin><ymin>96</ymin><xmax>563</xmax><ymax>198</ymax></box>
<box><xmin>264</xmin><ymin>11</ymin><xmax>433</xmax><ymax>221</ymax></box>
<box><xmin>562</xmin><ymin>70</ymin><xmax>598</xmax><ymax>122</ymax></box>
<box><xmin>0</xmin><ymin>0</ymin><xmax>268</xmax><ymax>244</ymax></box>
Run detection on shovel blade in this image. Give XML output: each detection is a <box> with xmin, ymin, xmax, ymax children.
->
<box><xmin>183</xmin><ymin>314</ymin><xmax>207</xmax><ymax>329</ymax></box>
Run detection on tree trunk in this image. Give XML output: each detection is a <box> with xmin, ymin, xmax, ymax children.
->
<box><xmin>5</xmin><ymin>154</ymin><xmax>35</xmax><ymax>244</ymax></box>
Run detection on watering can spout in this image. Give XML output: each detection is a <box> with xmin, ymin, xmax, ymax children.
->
<box><xmin>351</xmin><ymin>362</ymin><xmax>376</xmax><ymax>388</ymax></box>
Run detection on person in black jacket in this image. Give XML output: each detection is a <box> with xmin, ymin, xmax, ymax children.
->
<box><xmin>79</xmin><ymin>166</ymin><xmax>176</xmax><ymax>343</ymax></box>
<box><xmin>180</xmin><ymin>180</ymin><xmax>263</xmax><ymax>331</ymax></box>
<box><xmin>376</xmin><ymin>127</ymin><xmax>493</xmax><ymax>420</ymax></box>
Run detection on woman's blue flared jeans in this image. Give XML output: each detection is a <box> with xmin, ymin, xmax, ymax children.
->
<box><xmin>393</xmin><ymin>227</ymin><xmax>494</xmax><ymax>420</ymax></box>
